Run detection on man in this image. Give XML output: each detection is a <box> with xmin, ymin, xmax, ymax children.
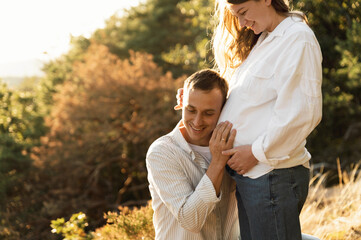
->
<box><xmin>146</xmin><ymin>69</ymin><xmax>239</xmax><ymax>240</ymax></box>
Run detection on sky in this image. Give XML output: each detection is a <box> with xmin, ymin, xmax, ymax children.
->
<box><xmin>0</xmin><ymin>0</ymin><xmax>141</xmax><ymax>77</ymax></box>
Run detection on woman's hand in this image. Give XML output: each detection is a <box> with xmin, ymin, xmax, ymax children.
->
<box><xmin>209</xmin><ymin>121</ymin><xmax>236</xmax><ymax>167</ymax></box>
<box><xmin>174</xmin><ymin>88</ymin><xmax>183</xmax><ymax>110</ymax></box>
<box><xmin>223</xmin><ymin>145</ymin><xmax>259</xmax><ymax>175</ymax></box>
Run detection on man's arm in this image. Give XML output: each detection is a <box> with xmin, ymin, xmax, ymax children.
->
<box><xmin>146</xmin><ymin>141</ymin><xmax>221</xmax><ymax>233</ymax></box>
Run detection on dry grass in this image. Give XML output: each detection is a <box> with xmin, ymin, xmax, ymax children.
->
<box><xmin>88</xmin><ymin>162</ymin><xmax>361</xmax><ymax>240</ymax></box>
<box><xmin>301</xmin><ymin>162</ymin><xmax>361</xmax><ymax>240</ymax></box>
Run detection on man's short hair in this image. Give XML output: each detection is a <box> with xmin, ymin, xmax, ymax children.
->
<box><xmin>184</xmin><ymin>69</ymin><xmax>228</xmax><ymax>106</ymax></box>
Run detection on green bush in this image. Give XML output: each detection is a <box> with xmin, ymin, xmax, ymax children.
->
<box><xmin>51</xmin><ymin>212</ymin><xmax>93</xmax><ymax>240</ymax></box>
<box><xmin>93</xmin><ymin>203</ymin><xmax>154</xmax><ymax>240</ymax></box>
<box><xmin>52</xmin><ymin>202</ymin><xmax>154</xmax><ymax>240</ymax></box>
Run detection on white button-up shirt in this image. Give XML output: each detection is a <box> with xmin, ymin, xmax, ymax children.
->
<box><xmin>218</xmin><ymin>16</ymin><xmax>323</xmax><ymax>178</ymax></box>
<box><xmin>146</xmin><ymin>121</ymin><xmax>239</xmax><ymax>240</ymax></box>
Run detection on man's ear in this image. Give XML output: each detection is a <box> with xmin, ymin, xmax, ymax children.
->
<box><xmin>265</xmin><ymin>0</ymin><xmax>272</xmax><ymax>7</ymax></box>
<box><xmin>174</xmin><ymin>88</ymin><xmax>184</xmax><ymax>110</ymax></box>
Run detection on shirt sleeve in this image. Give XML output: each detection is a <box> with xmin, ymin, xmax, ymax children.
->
<box><xmin>146</xmin><ymin>141</ymin><xmax>221</xmax><ymax>232</ymax></box>
<box><xmin>252</xmin><ymin>34</ymin><xmax>323</xmax><ymax>167</ymax></box>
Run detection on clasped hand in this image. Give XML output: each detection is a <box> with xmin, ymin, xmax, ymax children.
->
<box><xmin>223</xmin><ymin>145</ymin><xmax>259</xmax><ymax>175</ymax></box>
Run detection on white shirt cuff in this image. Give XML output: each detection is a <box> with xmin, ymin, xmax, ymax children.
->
<box><xmin>252</xmin><ymin>136</ymin><xmax>268</xmax><ymax>163</ymax></box>
<box><xmin>196</xmin><ymin>175</ymin><xmax>221</xmax><ymax>203</ymax></box>
<box><xmin>252</xmin><ymin>136</ymin><xmax>290</xmax><ymax>167</ymax></box>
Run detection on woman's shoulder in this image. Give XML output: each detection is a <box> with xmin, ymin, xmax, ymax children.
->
<box><xmin>285</xmin><ymin>17</ymin><xmax>318</xmax><ymax>44</ymax></box>
<box><xmin>287</xmin><ymin>16</ymin><xmax>313</xmax><ymax>33</ymax></box>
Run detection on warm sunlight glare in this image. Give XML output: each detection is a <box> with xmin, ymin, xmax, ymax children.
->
<box><xmin>0</xmin><ymin>0</ymin><xmax>141</xmax><ymax>75</ymax></box>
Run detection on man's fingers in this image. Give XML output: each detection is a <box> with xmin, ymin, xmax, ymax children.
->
<box><xmin>211</xmin><ymin>122</ymin><xmax>223</xmax><ymax>141</ymax></box>
<box><xmin>221</xmin><ymin>122</ymin><xmax>232</xmax><ymax>142</ymax></box>
<box><xmin>211</xmin><ymin>122</ymin><xmax>234</xmax><ymax>145</ymax></box>
<box><xmin>214</xmin><ymin>122</ymin><xmax>226</xmax><ymax>141</ymax></box>
<box><xmin>217</xmin><ymin>122</ymin><xmax>227</xmax><ymax>142</ymax></box>
<box><xmin>226</xmin><ymin>129</ymin><xmax>236</xmax><ymax>146</ymax></box>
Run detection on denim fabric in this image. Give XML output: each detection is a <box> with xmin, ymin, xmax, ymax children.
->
<box><xmin>301</xmin><ymin>233</ymin><xmax>320</xmax><ymax>240</ymax></box>
<box><xmin>227</xmin><ymin>165</ymin><xmax>310</xmax><ymax>240</ymax></box>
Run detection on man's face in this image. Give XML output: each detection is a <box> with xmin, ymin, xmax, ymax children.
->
<box><xmin>181</xmin><ymin>88</ymin><xmax>224</xmax><ymax>146</ymax></box>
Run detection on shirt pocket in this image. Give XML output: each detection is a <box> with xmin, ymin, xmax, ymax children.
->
<box><xmin>238</xmin><ymin>61</ymin><xmax>276</xmax><ymax>103</ymax></box>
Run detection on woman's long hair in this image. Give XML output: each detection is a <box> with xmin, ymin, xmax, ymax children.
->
<box><xmin>212</xmin><ymin>0</ymin><xmax>307</xmax><ymax>79</ymax></box>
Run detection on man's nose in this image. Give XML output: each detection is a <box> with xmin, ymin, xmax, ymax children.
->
<box><xmin>193</xmin><ymin>113</ymin><xmax>203</xmax><ymax>126</ymax></box>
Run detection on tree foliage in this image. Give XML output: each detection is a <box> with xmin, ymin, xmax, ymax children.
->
<box><xmin>30</xmin><ymin>44</ymin><xmax>181</xmax><ymax>238</ymax></box>
<box><xmin>2</xmin><ymin>0</ymin><xmax>361</xmax><ymax>238</ymax></box>
<box><xmin>294</xmin><ymin>0</ymin><xmax>361</xmax><ymax>166</ymax></box>
<box><xmin>0</xmin><ymin>81</ymin><xmax>46</xmax><ymax>239</ymax></box>
<box><xmin>38</xmin><ymin>36</ymin><xmax>91</xmax><ymax>114</ymax></box>
<box><xmin>92</xmin><ymin>0</ymin><xmax>215</xmax><ymax>77</ymax></box>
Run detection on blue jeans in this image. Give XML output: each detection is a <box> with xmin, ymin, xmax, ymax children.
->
<box><xmin>227</xmin><ymin>165</ymin><xmax>310</xmax><ymax>240</ymax></box>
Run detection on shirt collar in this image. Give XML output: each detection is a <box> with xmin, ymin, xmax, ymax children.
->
<box><xmin>170</xmin><ymin>120</ymin><xmax>209</xmax><ymax>169</ymax></box>
<box><xmin>171</xmin><ymin>120</ymin><xmax>193</xmax><ymax>154</ymax></box>
<box><xmin>262</xmin><ymin>16</ymin><xmax>302</xmax><ymax>43</ymax></box>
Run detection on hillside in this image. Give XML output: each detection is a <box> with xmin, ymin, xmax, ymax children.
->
<box><xmin>0</xmin><ymin>76</ymin><xmax>24</xmax><ymax>89</ymax></box>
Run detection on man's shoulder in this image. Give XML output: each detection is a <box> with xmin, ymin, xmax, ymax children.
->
<box><xmin>147</xmin><ymin>132</ymin><xmax>182</xmax><ymax>157</ymax></box>
<box><xmin>146</xmin><ymin>132</ymin><xmax>190</xmax><ymax>171</ymax></box>
<box><xmin>149</xmin><ymin>134</ymin><xmax>174</xmax><ymax>150</ymax></box>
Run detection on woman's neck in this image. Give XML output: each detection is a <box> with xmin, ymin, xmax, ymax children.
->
<box><xmin>267</xmin><ymin>13</ymin><xmax>287</xmax><ymax>33</ymax></box>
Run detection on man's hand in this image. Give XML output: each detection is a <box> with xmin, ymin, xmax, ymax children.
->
<box><xmin>223</xmin><ymin>145</ymin><xmax>258</xmax><ymax>175</ymax></box>
<box><xmin>207</xmin><ymin>121</ymin><xmax>236</xmax><ymax>196</ymax></box>
<box><xmin>209</xmin><ymin>121</ymin><xmax>236</xmax><ymax>166</ymax></box>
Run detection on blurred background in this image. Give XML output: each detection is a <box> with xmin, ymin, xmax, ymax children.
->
<box><xmin>0</xmin><ymin>0</ymin><xmax>360</xmax><ymax>239</ymax></box>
